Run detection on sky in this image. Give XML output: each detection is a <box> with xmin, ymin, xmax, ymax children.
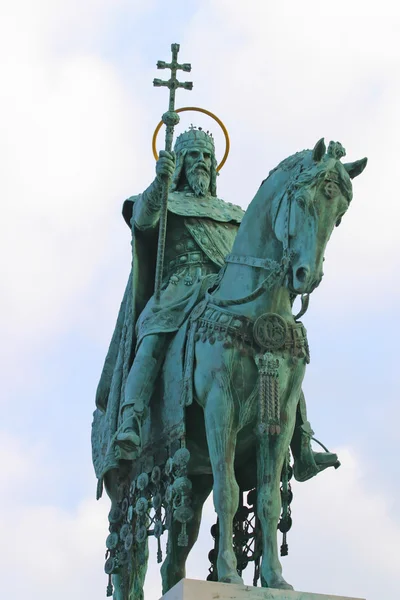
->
<box><xmin>1</xmin><ymin>1</ymin><xmax>399</xmax><ymax>599</ymax></box>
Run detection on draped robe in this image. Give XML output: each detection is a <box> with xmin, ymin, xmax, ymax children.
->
<box><xmin>91</xmin><ymin>191</ymin><xmax>244</xmax><ymax>494</ymax></box>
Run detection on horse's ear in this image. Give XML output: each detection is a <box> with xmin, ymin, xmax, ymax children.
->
<box><xmin>312</xmin><ymin>138</ymin><xmax>326</xmax><ymax>162</ymax></box>
<box><xmin>343</xmin><ymin>157</ymin><xmax>368</xmax><ymax>179</ymax></box>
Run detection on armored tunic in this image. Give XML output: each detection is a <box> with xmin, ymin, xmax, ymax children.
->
<box><xmin>130</xmin><ymin>191</ymin><xmax>244</xmax><ymax>345</ymax></box>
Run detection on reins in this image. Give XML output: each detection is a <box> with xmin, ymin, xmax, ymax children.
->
<box><xmin>205</xmin><ymin>182</ymin><xmax>310</xmax><ymax>320</ymax></box>
<box><xmin>206</xmin><ymin>187</ymin><xmax>294</xmax><ymax>308</ymax></box>
<box><xmin>205</xmin><ymin>253</ymin><xmax>290</xmax><ymax>308</ymax></box>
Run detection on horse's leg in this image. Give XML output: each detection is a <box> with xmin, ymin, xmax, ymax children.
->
<box><xmin>204</xmin><ymin>379</ymin><xmax>243</xmax><ymax>585</ymax></box>
<box><xmin>257</xmin><ymin>432</ymin><xmax>293</xmax><ymax>590</ymax></box>
<box><xmin>257</xmin><ymin>373</ymin><xmax>301</xmax><ymax>590</ymax></box>
<box><xmin>161</xmin><ymin>474</ymin><xmax>213</xmax><ymax>594</ymax></box>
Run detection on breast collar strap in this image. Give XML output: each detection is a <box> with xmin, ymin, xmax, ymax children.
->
<box><xmin>207</xmin><ymin>252</ymin><xmax>289</xmax><ymax>308</ymax></box>
<box><xmin>209</xmin><ymin>186</ymin><xmax>297</xmax><ymax>308</ymax></box>
<box><xmin>225</xmin><ymin>254</ymin><xmax>281</xmax><ymax>271</ymax></box>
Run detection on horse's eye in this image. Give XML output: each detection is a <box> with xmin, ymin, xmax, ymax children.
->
<box><xmin>296</xmin><ymin>195</ymin><xmax>306</xmax><ymax>209</ymax></box>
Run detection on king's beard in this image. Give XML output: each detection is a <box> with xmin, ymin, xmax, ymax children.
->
<box><xmin>186</xmin><ymin>166</ymin><xmax>210</xmax><ymax>197</ymax></box>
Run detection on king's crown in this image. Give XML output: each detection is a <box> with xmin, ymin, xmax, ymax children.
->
<box><xmin>174</xmin><ymin>126</ymin><xmax>215</xmax><ymax>155</ymax></box>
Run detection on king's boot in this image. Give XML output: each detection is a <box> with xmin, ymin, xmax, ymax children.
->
<box><xmin>291</xmin><ymin>392</ymin><xmax>340</xmax><ymax>482</ymax></box>
<box><xmin>115</xmin><ymin>402</ymin><xmax>143</xmax><ymax>453</ymax></box>
<box><xmin>115</xmin><ymin>334</ymin><xmax>166</xmax><ymax>456</ymax></box>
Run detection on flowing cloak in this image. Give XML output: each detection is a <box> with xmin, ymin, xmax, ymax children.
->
<box><xmin>91</xmin><ymin>192</ymin><xmax>244</xmax><ymax>496</ymax></box>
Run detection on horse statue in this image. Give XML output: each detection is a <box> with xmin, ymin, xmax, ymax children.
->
<box><xmin>93</xmin><ymin>138</ymin><xmax>367</xmax><ymax>600</ymax></box>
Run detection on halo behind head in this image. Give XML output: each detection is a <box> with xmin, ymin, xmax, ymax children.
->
<box><xmin>152</xmin><ymin>106</ymin><xmax>230</xmax><ymax>171</ymax></box>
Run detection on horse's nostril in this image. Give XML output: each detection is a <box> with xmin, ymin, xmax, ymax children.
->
<box><xmin>296</xmin><ymin>267</ymin><xmax>308</xmax><ymax>283</ymax></box>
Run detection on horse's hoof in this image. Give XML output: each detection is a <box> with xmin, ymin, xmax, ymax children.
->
<box><xmin>220</xmin><ymin>573</ymin><xmax>244</xmax><ymax>585</ymax></box>
<box><xmin>276</xmin><ymin>581</ymin><xmax>294</xmax><ymax>590</ymax></box>
<box><xmin>265</xmin><ymin>573</ymin><xmax>293</xmax><ymax>590</ymax></box>
<box><xmin>160</xmin><ymin>566</ymin><xmax>185</xmax><ymax>594</ymax></box>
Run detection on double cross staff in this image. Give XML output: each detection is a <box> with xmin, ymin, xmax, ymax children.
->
<box><xmin>153</xmin><ymin>43</ymin><xmax>193</xmax><ymax>303</ymax></box>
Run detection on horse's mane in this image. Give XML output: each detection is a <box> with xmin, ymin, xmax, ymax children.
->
<box><xmin>268</xmin><ymin>149</ymin><xmax>310</xmax><ymax>177</ymax></box>
<box><xmin>260</xmin><ymin>148</ymin><xmax>353</xmax><ymax>205</ymax></box>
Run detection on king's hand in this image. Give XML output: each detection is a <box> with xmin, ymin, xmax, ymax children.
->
<box><xmin>133</xmin><ymin>151</ymin><xmax>176</xmax><ymax>229</ymax></box>
<box><xmin>156</xmin><ymin>150</ymin><xmax>176</xmax><ymax>181</ymax></box>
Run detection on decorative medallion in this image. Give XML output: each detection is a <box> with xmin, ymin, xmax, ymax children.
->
<box><xmin>135</xmin><ymin>497</ymin><xmax>148</xmax><ymax>515</ymax></box>
<box><xmin>106</xmin><ymin>532</ymin><xmax>119</xmax><ymax>550</ymax></box>
<box><xmin>120</xmin><ymin>523</ymin><xmax>131</xmax><ymax>541</ymax></box>
<box><xmin>174</xmin><ymin>505</ymin><xmax>194</xmax><ymax>524</ymax></box>
<box><xmin>137</xmin><ymin>472</ymin><xmax>149</xmax><ymax>491</ymax></box>
<box><xmin>151</xmin><ymin>466</ymin><xmax>161</xmax><ymax>484</ymax></box>
<box><xmin>108</xmin><ymin>507</ymin><xmax>122</xmax><ymax>524</ymax></box>
<box><xmin>165</xmin><ymin>458</ymin><xmax>173</xmax><ymax>476</ymax></box>
<box><xmin>253</xmin><ymin>313</ymin><xmax>288</xmax><ymax>351</ymax></box>
<box><xmin>135</xmin><ymin>525</ymin><xmax>147</xmax><ymax>544</ymax></box>
<box><xmin>124</xmin><ymin>532</ymin><xmax>134</xmax><ymax>550</ymax></box>
<box><xmin>172</xmin><ymin>448</ymin><xmax>190</xmax><ymax>470</ymax></box>
<box><xmin>153</xmin><ymin>493</ymin><xmax>162</xmax><ymax>511</ymax></box>
<box><xmin>172</xmin><ymin>476</ymin><xmax>192</xmax><ymax>495</ymax></box>
<box><xmin>104</xmin><ymin>557</ymin><xmax>116</xmax><ymax>575</ymax></box>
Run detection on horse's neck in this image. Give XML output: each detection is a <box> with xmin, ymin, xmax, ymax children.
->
<box><xmin>215</xmin><ymin>174</ymin><xmax>294</xmax><ymax>321</ymax></box>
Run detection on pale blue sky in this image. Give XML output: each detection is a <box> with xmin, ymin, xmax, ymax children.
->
<box><xmin>1</xmin><ymin>1</ymin><xmax>399</xmax><ymax>599</ymax></box>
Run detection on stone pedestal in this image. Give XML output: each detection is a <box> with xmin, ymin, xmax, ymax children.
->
<box><xmin>159</xmin><ymin>579</ymin><xmax>365</xmax><ymax>600</ymax></box>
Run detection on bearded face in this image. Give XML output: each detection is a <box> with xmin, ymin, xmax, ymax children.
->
<box><xmin>183</xmin><ymin>148</ymin><xmax>212</xmax><ymax>197</ymax></box>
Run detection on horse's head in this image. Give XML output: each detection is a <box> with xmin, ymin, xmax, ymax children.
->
<box><xmin>272</xmin><ymin>139</ymin><xmax>367</xmax><ymax>295</ymax></box>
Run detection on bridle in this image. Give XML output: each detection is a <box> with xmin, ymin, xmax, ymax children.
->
<box><xmin>206</xmin><ymin>179</ymin><xmax>311</xmax><ymax>320</ymax></box>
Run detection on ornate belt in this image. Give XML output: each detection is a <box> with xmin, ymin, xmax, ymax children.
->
<box><xmin>193</xmin><ymin>303</ymin><xmax>309</xmax><ymax>361</ymax></box>
<box><xmin>167</xmin><ymin>251</ymin><xmax>212</xmax><ymax>275</ymax></box>
<box><xmin>191</xmin><ymin>302</ymin><xmax>310</xmax><ymax>438</ymax></box>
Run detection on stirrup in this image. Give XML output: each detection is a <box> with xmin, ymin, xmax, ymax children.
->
<box><xmin>293</xmin><ymin>433</ymin><xmax>340</xmax><ymax>482</ymax></box>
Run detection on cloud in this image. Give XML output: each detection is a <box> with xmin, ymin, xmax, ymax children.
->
<box><xmin>180</xmin><ymin>1</ymin><xmax>400</xmax><ymax>310</ymax></box>
<box><xmin>1</xmin><ymin>433</ymin><xmax>398</xmax><ymax>600</ymax></box>
<box><xmin>168</xmin><ymin>448</ymin><xmax>398</xmax><ymax>600</ymax></box>
<box><xmin>0</xmin><ymin>1</ymin><xmax>156</xmax><ymax>397</ymax></box>
<box><xmin>0</xmin><ymin>432</ymin><xmax>49</xmax><ymax>492</ymax></box>
<box><xmin>284</xmin><ymin>448</ymin><xmax>399</xmax><ymax>598</ymax></box>
<box><xmin>2</xmin><ymin>499</ymin><xmax>109</xmax><ymax>599</ymax></box>
<box><xmin>3</xmin><ymin>0</ymin><xmax>398</xmax><ymax>364</ymax></box>
<box><xmin>0</xmin><ymin>431</ymin><xmax>107</xmax><ymax>599</ymax></box>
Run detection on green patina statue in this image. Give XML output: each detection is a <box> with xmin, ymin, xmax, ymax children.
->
<box><xmin>91</xmin><ymin>44</ymin><xmax>367</xmax><ymax>600</ymax></box>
